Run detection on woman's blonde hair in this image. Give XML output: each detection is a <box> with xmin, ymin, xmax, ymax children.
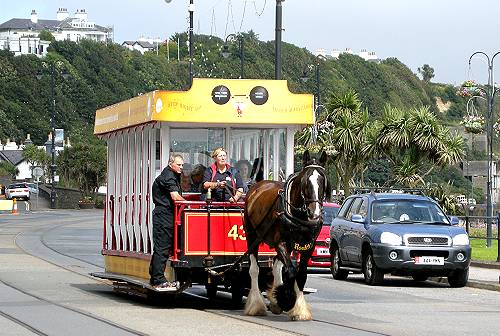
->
<box><xmin>211</xmin><ymin>147</ymin><xmax>227</xmax><ymax>159</ymax></box>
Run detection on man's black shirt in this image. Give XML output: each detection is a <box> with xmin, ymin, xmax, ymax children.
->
<box><xmin>152</xmin><ymin>166</ymin><xmax>182</xmax><ymax>208</ymax></box>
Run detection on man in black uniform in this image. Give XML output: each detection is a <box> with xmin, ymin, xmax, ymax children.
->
<box><xmin>149</xmin><ymin>154</ymin><xmax>186</xmax><ymax>290</ymax></box>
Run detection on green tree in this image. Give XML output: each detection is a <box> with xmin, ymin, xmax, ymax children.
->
<box><xmin>418</xmin><ymin>64</ymin><xmax>435</xmax><ymax>82</ymax></box>
<box><xmin>375</xmin><ymin>105</ymin><xmax>465</xmax><ymax>187</ymax></box>
<box><xmin>0</xmin><ymin>161</ymin><xmax>18</xmax><ymax>179</ymax></box>
<box><xmin>22</xmin><ymin>144</ymin><xmax>50</xmax><ymax>172</ymax></box>
<box><xmin>57</xmin><ymin>143</ymin><xmax>106</xmax><ymax>196</ymax></box>
<box><xmin>39</xmin><ymin>30</ymin><xmax>55</xmax><ymax>42</ymax></box>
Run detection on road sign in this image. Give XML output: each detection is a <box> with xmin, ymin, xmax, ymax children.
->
<box><xmin>33</xmin><ymin>167</ymin><xmax>43</xmax><ymax>178</ymax></box>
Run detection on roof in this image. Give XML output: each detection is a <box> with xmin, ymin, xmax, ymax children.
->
<box><xmin>352</xmin><ymin>193</ymin><xmax>434</xmax><ymax>202</ymax></box>
<box><xmin>0</xmin><ymin>18</ymin><xmax>111</xmax><ymax>33</ymax></box>
<box><xmin>0</xmin><ymin>150</ymin><xmax>25</xmax><ymax>166</ymax></box>
<box><xmin>94</xmin><ymin>78</ymin><xmax>314</xmax><ymax>135</ymax></box>
<box><xmin>134</xmin><ymin>41</ymin><xmax>154</xmax><ymax>48</ymax></box>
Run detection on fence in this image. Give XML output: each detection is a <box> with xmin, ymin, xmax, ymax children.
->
<box><xmin>459</xmin><ymin>214</ymin><xmax>500</xmax><ymax>262</ymax></box>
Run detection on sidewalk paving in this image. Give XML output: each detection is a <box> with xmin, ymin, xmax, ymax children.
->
<box><xmin>466</xmin><ymin>261</ymin><xmax>500</xmax><ymax>291</ymax></box>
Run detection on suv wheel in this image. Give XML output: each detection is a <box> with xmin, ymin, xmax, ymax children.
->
<box><xmin>363</xmin><ymin>250</ymin><xmax>384</xmax><ymax>285</ymax></box>
<box><xmin>448</xmin><ymin>267</ymin><xmax>469</xmax><ymax>288</ymax></box>
<box><xmin>412</xmin><ymin>274</ymin><xmax>428</xmax><ymax>282</ymax></box>
<box><xmin>330</xmin><ymin>245</ymin><xmax>349</xmax><ymax>280</ymax></box>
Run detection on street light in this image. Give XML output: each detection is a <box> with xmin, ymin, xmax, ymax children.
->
<box><xmin>37</xmin><ymin>60</ymin><xmax>69</xmax><ymax>209</ymax></box>
<box><xmin>275</xmin><ymin>0</ymin><xmax>284</xmax><ymax>80</ymax></box>
<box><xmin>221</xmin><ymin>34</ymin><xmax>244</xmax><ymax>79</ymax></box>
<box><xmin>301</xmin><ymin>54</ymin><xmax>327</xmax><ymax>119</ymax></box>
<box><xmin>164</xmin><ymin>0</ymin><xmax>194</xmax><ymax>86</ymax></box>
<box><xmin>468</xmin><ymin>51</ymin><xmax>500</xmax><ymax>247</ymax></box>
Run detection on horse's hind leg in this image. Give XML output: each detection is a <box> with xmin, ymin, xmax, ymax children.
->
<box><xmin>288</xmin><ymin>251</ymin><xmax>312</xmax><ymax>321</ymax></box>
<box><xmin>244</xmin><ymin>253</ymin><xmax>267</xmax><ymax>316</ymax></box>
<box><xmin>267</xmin><ymin>257</ymin><xmax>283</xmax><ymax>315</ymax></box>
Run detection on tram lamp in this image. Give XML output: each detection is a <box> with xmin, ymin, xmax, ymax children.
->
<box><xmin>221</xmin><ymin>34</ymin><xmax>244</xmax><ymax>79</ymax></box>
<box><xmin>36</xmin><ymin>60</ymin><xmax>69</xmax><ymax>209</ymax></box>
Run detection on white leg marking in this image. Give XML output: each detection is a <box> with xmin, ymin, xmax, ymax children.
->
<box><xmin>267</xmin><ymin>259</ymin><xmax>283</xmax><ymax>314</ymax></box>
<box><xmin>288</xmin><ymin>281</ymin><xmax>312</xmax><ymax>321</ymax></box>
<box><xmin>244</xmin><ymin>255</ymin><xmax>267</xmax><ymax>316</ymax></box>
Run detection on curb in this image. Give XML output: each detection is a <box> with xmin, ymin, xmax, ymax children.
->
<box><xmin>470</xmin><ymin>261</ymin><xmax>500</xmax><ymax>269</ymax></box>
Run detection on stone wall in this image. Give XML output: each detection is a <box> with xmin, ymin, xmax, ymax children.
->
<box><xmin>39</xmin><ymin>184</ymin><xmax>82</xmax><ymax>209</ymax></box>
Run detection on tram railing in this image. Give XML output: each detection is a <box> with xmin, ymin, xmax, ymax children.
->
<box><xmin>458</xmin><ymin>214</ymin><xmax>500</xmax><ymax>262</ymax></box>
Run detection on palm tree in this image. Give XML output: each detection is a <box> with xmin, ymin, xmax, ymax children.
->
<box><xmin>376</xmin><ymin>105</ymin><xmax>465</xmax><ymax>187</ymax></box>
<box><xmin>323</xmin><ymin>90</ymin><xmax>374</xmax><ymax>196</ymax></box>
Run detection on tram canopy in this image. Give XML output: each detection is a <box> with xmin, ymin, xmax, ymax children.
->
<box><xmin>94</xmin><ymin>78</ymin><xmax>314</xmax><ymax>135</ymax></box>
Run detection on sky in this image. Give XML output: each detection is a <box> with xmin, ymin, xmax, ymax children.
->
<box><xmin>1</xmin><ymin>0</ymin><xmax>500</xmax><ymax>84</ymax></box>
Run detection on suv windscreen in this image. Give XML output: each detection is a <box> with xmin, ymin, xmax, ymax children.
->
<box><xmin>371</xmin><ymin>199</ymin><xmax>450</xmax><ymax>224</ymax></box>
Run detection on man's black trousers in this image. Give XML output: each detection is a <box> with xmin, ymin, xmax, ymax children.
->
<box><xmin>149</xmin><ymin>206</ymin><xmax>173</xmax><ymax>285</ymax></box>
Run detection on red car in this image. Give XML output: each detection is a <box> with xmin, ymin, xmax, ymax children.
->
<box><xmin>295</xmin><ymin>202</ymin><xmax>341</xmax><ymax>268</ymax></box>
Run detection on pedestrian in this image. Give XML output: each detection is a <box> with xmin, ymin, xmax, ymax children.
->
<box><xmin>201</xmin><ymin>147</ymin><xmax>244</xmax><ymax>202</ymax></box>
<box><xmin>149</xmin><ymin>154</ymin><xmax>186</xmax><ymax>291</ymax></box>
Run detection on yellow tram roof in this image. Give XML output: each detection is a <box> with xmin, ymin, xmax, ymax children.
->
<box><xmin>94</xmin><ymin>78</ymin><xmax>314</xmax><ymax>135</ymax></box>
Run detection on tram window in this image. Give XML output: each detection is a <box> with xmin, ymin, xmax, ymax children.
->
<box><xmin>170</xmin><ymin>128</ymin><xmax>224</xmax><ymax>192</ymax></box>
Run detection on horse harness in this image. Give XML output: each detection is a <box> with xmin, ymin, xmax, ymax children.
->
<box><xmin>278</xmin><ymin>165</ymin><xmax>327</xmax><ymax>252</ymax></box>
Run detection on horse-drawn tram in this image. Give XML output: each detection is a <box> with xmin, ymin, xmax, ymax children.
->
<box><xmin>91</xmin><ymin>78</ymin><xmax>322</xmax><ymax>316</ymax></box>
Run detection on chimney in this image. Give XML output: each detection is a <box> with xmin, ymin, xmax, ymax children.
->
<box><xmin>24</xmin><ymin>133</ymin><xmax>33</xmax><ymax>146</ymax></box>
<box><xmin>56</xmin><ymin>8</ymin><xmax>69</xmax><ymax>21</ymax></box>
<box><xmin>30</xmin><ymin>10</ymin><xmax>38</xmax><ymax>24</ymax></box>
<box><xmin>74</xmin><ymin>9</ymin><xmax>88</xmax><ymax>21</ymax></box>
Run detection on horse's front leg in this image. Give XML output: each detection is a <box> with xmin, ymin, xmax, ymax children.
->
<box><xmin>288</xmin><ymin>250</ymin><xmax>313</xmax><ymax>321</ymax></box>
<box><xmin>273</xmin><ymin>242</ymin><xmax>297</xmax><ymax>313</ymax></box>
<box><xmin>244</xmin><ymin>253</ymin><xmax>267</xmax><ymax>316</ymax></box>
<box><xmin>267</xmin><ymin>257</ymin><xmax>283</xmax><ymax>314</ymax></box>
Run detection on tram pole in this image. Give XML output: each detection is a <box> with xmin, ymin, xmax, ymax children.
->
<box><xmin>204</xmin><ymin>187</ymin><xmax>213</xmax><ymax>267</ymax></box>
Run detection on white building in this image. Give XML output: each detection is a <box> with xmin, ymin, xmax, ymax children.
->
<box><xmin>122</xmin><ymin>37</ymin><xmax>162</xmax><ymax>54</ymax></box>
<box><xmin>318</xmin><ymin>48</ymin><xmax>379</xmax><ymax>62</ymax></box>
<box><xmin>0</xmin><ymin>8</ymin><xmax>113</xmax><ymax>57</ymax></box>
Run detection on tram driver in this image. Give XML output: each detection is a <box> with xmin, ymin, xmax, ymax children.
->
<box><xmin>201</xmin><ymin>147</ymin><xmax>244</xmax><ymax>202</ymax></box>
<box><xmin>149</xmin><ymin>154</ymin><xmax>186</xmax><ymax>291</ymax></box>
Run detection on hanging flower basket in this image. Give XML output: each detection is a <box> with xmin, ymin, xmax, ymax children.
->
<box><xmin>461</xmin><ymin>115</ymin><xmax>485</xmax><ymax>134</ymax></box>
<box><xmin>494</xmin><ymin>120</ymin><xmax>500</xmax><ymax>137</ymax></box>
<box><xmin>456</xmin><ymin>80</ymin><xmax>486</xmax><ymax>98</ymax></box>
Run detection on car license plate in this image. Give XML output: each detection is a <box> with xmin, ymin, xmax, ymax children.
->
<box><xmin>414</xmin><ymin>256</ymin><xmax>444</xmax><ymax>265</ymax></box>
<box><xmin>317</xmin><ymin>248</ymin><xmax>329</xmax><ymax>255</ymax></box>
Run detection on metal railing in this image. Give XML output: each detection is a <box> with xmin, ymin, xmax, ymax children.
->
<box><xmin>458</xmin><ymin>214</ymin><xmax>500</xmax><ymax>262</ymax></box>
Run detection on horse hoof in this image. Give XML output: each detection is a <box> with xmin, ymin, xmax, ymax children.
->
<box><xmin>290</xmin><ymin>313</ymin><xmax>312</xmax><ymax>321</ymax></box>
<box><xmin>268</xmin><ymin>302</ymin><xmax>283</xmax><ymax>315</ymax></box>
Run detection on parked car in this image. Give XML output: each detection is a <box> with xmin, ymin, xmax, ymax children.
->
<box><xmin>26</xmin><ymin>183</ymin><xmax>39</xmax><ymax>195</ymax></box>
<box><xmin>329</xmin><ymin>192</ymin><xmax>471</xmax><ymax>287</ymax></box>
<box><xmin>296</xmin><ymin>202</ymin><xmax>340</xmax><ymax>268</ymax></box>
<box><xmin>5</xmin><ymin>183</ymin><xmax>30</xmax><ymax>200</ymax></box>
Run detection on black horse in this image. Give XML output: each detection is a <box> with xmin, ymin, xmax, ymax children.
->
<box><xmin>243</xmin><ymin>150</ymin><xmax>330</xmax><ymax>320</ymax></box>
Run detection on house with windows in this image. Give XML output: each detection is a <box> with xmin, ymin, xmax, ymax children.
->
<box><xmin>0</xmin><ymin>8</ymin><xmax>113</xmax><ymax>57</ymax></box>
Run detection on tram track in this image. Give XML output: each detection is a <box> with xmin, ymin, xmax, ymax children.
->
<box><xmin>2</xmin><ymin>212</ymin><xmax>393</xmax><ymax>335</ymax></box>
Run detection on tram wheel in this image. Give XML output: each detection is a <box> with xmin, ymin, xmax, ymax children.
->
<box><xmin>230</xmin><ymin>284</ymin><xmax>244</xmax><ymax>307</ymax></box>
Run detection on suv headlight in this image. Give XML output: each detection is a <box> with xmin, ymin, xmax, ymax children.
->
<box><xmin>380</xmin><ymin>232</ymin><xmax>402</xmax><ymax>245</ymax></box>
<box><xmin>452</xmin><ymin>233</ymin><xmax>470</xmax><ymax>246</ymax></box>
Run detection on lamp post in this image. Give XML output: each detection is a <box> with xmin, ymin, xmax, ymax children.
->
<box><xmin>37</xmin><ymin>60</ymin><xmax>68</xmax><ymax>209</ymax></box>
<box><xmin>221</xmin><ymin>34</ymin><xmax>244</xmax><ymax>79</ymax></box>
<box><xmin>275</xmin><ymin>0</ymin><xmax>284</xmax><ymax>80</ymax></box>
<box><xmin>164</xmin><ymin>0</ymin><xmax>194</xmax><ymax>86</ymax></box>
<box><xmin>301</xmin><ymin>55</ymin><xmax>327</xmax><ymax>119</ymax></box>
<box><xmin>468</xmin><ymin>51</ymin><xmax>500</xmax><ymax>247</ymax></box>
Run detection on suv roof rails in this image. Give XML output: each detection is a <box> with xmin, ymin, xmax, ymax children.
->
<box><xmin>352</xmin><ymin>187</ymin><xmax>427</xmax><ymax>196</ymax></box>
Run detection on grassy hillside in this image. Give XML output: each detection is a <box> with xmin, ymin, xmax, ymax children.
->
<box><xmin>0</xmin><ymin>32</ymin><xmax>467</xmax><ymax>145</ymax></box>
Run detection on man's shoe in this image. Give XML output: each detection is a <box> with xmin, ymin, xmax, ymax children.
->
<box><xmin>152</xmin><ymin>281</ymin><xmax>179</xmax><ymax>292</ymax></box>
